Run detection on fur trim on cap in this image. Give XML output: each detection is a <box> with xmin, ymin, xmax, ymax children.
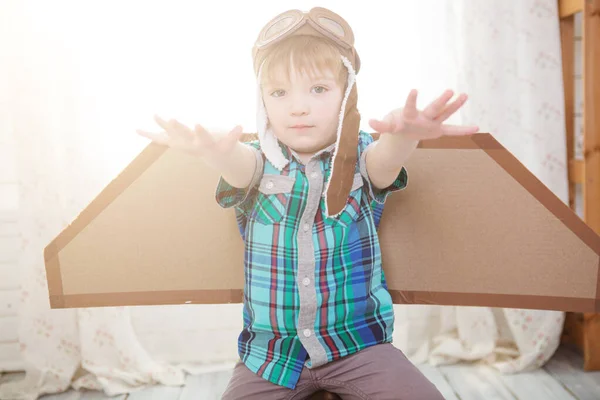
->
<box><xmin>256</xmin><ymin>62</ymin><xmax>289</xmax><ymax>170</ymax></box>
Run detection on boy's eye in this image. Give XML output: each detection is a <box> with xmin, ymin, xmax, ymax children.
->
<box><xmin>270</xmin><ymin>89</ymin><xmax>286</xmax><ymax>97</ymax></box>
<box><xmin>312</xmin><ymin>86</ymin><xmax>327</xmax><ymax>94</ymax></box>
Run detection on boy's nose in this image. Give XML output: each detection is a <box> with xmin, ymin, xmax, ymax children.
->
<box><xmin>290</xmin><ymin>102</ymin><xmax>310</xmax><ymax>116</ymax></box>
<box><xmin>291</xmin><ymin>108</ymin><xmax>309</xmax><ymax>116</ymax></box>
<box><xmin>289</xmin><ymin>97</ymin><xmax>310</xmax><ymax>116</ymax></box>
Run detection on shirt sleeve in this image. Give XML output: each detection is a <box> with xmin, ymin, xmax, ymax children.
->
<box><xmin>358</xmin><ymin>131</ymin><xmax>408</xmax><ymax>204</ymax></box>
<box><xmin>214</xmin><ymin>140</ymin><xmax>264</xmax><ymax>214</ymax></box>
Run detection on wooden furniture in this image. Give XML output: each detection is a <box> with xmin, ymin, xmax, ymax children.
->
<box><xmin>558</xmin><ymin>0</ymin><xmax>600</xmax><ymax>371</ymax></box>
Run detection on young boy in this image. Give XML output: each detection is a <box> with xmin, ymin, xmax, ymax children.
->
<box><xmin>138</xmin><ymin>7</ymin><xmax>478</xmax><ymax>399</ymax></box>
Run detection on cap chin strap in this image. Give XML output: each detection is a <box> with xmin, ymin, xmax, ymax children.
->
<box><xmin>322</xmin><ymin>55</ymin><xmax>357</xmax><ymax>218</ymax></box>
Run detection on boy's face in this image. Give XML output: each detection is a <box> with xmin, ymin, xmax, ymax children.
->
<box><xmin>261</xmin><ymin>64</ymin><xmax>344</xmax><ymax>157</ymax></box>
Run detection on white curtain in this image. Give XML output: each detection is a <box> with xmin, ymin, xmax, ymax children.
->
<box><xmin>392</xmin><ymin>0</ymin><xmax>568</xmax><ymax>373</ymax></box>
<box><xmin>0</xmin><ymin>0</ymin><xmax>567</xmax><ymax>398</ymax></box>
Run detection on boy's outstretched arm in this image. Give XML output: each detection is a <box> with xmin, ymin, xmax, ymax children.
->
<box><xmin>137</xmin><ymin>116</ymin><xmax>257</xmax><ymax>189</ymax></box>
<box><xmin>211</xmin><ymin>141</ymin><xmax>257</xmax><ymax>188</ymax></box>
<box><xmin>367</xmin><ymin>89</ymin><xmax>479</xmax><ymax>189</ymax></box>
<box><xmin>365</xmin><ymin>133</ymin><xmax>418</xmax><ymax>190</ymax></box>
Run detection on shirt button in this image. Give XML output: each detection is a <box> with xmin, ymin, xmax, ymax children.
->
<box><xmin>265</xmin><ymin>181</ymin><xmax>274</xmax><ymax>189</ymax></box>
<box><xmin>310</xmin><ymin>171</ymin><xmax>319</xmax><ymax>179</ymax></box>
<box><xmin>302</xmin><ymin>277</ymin><xmax>310</xmax><ymax>286</ymax></box>
<box><xmin>303</xmin><ymin>329</ymin><xmax>311</xmax><ymax>338</ymax></box>
<box><xmin>303</xmin><ymin>223</ymin><xmax>310</xmax><ymax>232</ymax></box>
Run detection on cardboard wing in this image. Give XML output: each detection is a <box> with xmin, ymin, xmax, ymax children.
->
<box><xmin>44</xmin><ymin>133</ymin><xmax>600</xmax><ymax>312</ymax></box>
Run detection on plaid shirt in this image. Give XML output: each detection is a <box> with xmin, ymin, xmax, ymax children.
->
<box><xmin>215</xmin><ymin>131</ymin><xmax>408</xmax><ymax>389</ymax></box>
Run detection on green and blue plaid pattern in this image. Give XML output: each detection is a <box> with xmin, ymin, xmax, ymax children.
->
<box><xmin>215</xmin><ymin>131</ymin><xmax>408</xmax><ymax>389</ymax></box>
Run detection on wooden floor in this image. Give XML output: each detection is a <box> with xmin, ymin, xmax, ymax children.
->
<box><xmin>1</xmin><ymin>345</ymin><xmax>600</xmax><ymax>399</ymax></box>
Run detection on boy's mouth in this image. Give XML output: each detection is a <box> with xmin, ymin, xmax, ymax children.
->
<box><xmin>290</xmin><ymin>125</ymin><xmax>314</xmax><ymax>129</ymax></box>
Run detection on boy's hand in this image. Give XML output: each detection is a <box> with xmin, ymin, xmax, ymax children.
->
<box><xmin>368</xmin><ymin>89</ymin><xmax>479</xmax><ymax>141</ymax></box>
<box><xmin>137</xmin><ymin>115</ymin><xmax>256</xmax><ymax>188</ymax></box>
<box><xmin>136</xmin><ymin>115</ymin><xmax>243</xmax><ymax>159</ymax></box>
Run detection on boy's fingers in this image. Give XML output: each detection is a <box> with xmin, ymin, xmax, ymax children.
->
<box><xmin>170</xmin><ymin>119</ymin><xmax>194</xmax><ymax>138</ymax></box>
<box><xmin>220</xmin><ymin>125</ymin><xmax>243</xmax><ymax>149</ymax></box>
<box><xmin>368</xmin><ymin>119</ymin><xmax>379</xmax><ymax>128</ymax></box>
<box><xmin>403</xmin><ymin>90</ymin><xmax>419</xmax><ymax>119</ymax></box>
<box><xmin>194</xmin><ymin>124</ymin><xmax>214</xmax><ymax>141</ymax></box>
<box><xmin>441</xmin><ymin>124</ymin><xmax>479</xmax><ymax>136</ymax></box>
<box><xmin>154</xmin><ymin>115</ymin><xmax>181</xmax><ymax>138</ymax></box>
<box><xmin>383</xmin><ymin>113</ymin><xmax>397</xmax><ymax>132</ymax></box>
<box><xmin>228</xmin><ymin>125</ymin><xmax>243</xmax><ymax>138</ymax></box>
<box><xmin>423</xmin><ymin>89</ymin><xmax>453</xmax><ymax>119</ymax></box>
<box><xmin>154</xmin><ymin>115</ymin><xmax>171</xmax><ymax>131</ymax></box>
<box><xmin>369</xmin><ymin>116</ymin><xmax>398</xmax><ymax>133</ymax></box>
<box><xmin>194</xmin><ymin>124</ymin><xmax>216</xmax><ymax>147</ymax></box>
<box><xmin>136</xmin><ymin>129</ymin><xmax>170</xmax><ymax>145</ymax></box>
<box><xmin>435</xmin><ymin>93</ymin><xmax>468</xmax><ymax>122</ymax></box>
<box><xmin>163</xmin><ymin>119</ymin><xmax>192</xmax><ymax>142</ymax></box>
<box><xmin>194</xmin><ymin>123</ymin><xmax>207</xmax><ymax>135</ymax></box>
<box><xmin>368</xmin><ymin>118</ymin><xmax>389</xmax><ymax>133</ymax></box>
<box><xmin>154</xmin><ymin>115</ymin><xmax>192</xmax><ymax>140</ymax></box>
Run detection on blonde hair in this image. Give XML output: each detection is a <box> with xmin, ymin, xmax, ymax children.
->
<box><xmin>259</xmin><ymin>35</ymin><xmax>348</xmax><ymax>89</ymax></box>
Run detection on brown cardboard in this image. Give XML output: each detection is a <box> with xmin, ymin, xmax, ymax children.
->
<box><xmin>44</xmin><ymin>133</ymin><xmax>600</xmax><ymax>312</ymax></box>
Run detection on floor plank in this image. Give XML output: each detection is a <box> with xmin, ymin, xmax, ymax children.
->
<box><xmin>4</xmin><ymin>345</ymin><xmax>600</xmax><ymax>399</ymax></box>
<box><xmin>439</xmin><ymin>363</ymin><xmax>517</xmax><ymax>400</ymax></box>
<box><xmin>1</xmin><ymin>373</ymin><xmax>85</xmax><ymax>400</ymax></box>
<box><xmin>544</xmin><ymin>346</ymin><xmax>600</xmax><ymax>400</ymax></box>
<box><xmin>78</xmin><ymin>390</ymin><xmax>126</xmax><ymax>399</ymax></box>
<box><xmin>417</xmin><ymin>363</ymin><xmax>460</xmax><ymax>400</ymax></box>
<box><xmin>40</xmin><ymin>390</ymin><xmax>83</xmax><ymax>400</ymax></box>
<box><xmin>179</xmin><ymin>371</ymin><xmax>233</xmax><ymax>400</ymax></box>
<box><xmin>126</xmin><ymin>384</ymin><xmax>183</xmax><ymax>400</ymax></box>
<box><xmin>482</xmin><ymin>366</ymin><xmax>576</xmax><ymax>400</ymax></box>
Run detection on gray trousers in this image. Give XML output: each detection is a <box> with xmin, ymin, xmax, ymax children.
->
<box><xmin>221</xmin><ymin>343</ymin><xmax>445</xmax><ymax>399</ymax></box>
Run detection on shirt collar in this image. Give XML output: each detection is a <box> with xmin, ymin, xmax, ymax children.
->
<box><xmin>283</xmin><ymin>141</ymin><xmax>336</xmax><ymax>165</ymax></box>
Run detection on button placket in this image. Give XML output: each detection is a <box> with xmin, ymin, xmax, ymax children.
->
<box><xmin>296</xmin><ymin>160</ymin><xmax>327</xmax><ymax>367</ymax></box>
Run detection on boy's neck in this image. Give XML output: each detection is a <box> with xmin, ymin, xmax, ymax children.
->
<box><xmin>287</xmin><ymin>142</ymin><xmax>337</xmax><ymax>165</ymax></box>
<box><xmin>294</xmin><ymin>151</ymin><xmax>316</xmax><ymax>165</ymax></box>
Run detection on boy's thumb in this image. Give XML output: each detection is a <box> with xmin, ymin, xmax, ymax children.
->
<box><xmin>229</xmin><ymin>125</ymin><xmax>244</xmax><ymax>141</ymax></box>
<box><xmin>231</xmin><ymin>125</ymin><xmax>243</xmax><ymax>135</ymax></box>
<box><xmin>368</xmin><ymin>118</ymin><xmax>386</xmax><ymax>132</ymax></box>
